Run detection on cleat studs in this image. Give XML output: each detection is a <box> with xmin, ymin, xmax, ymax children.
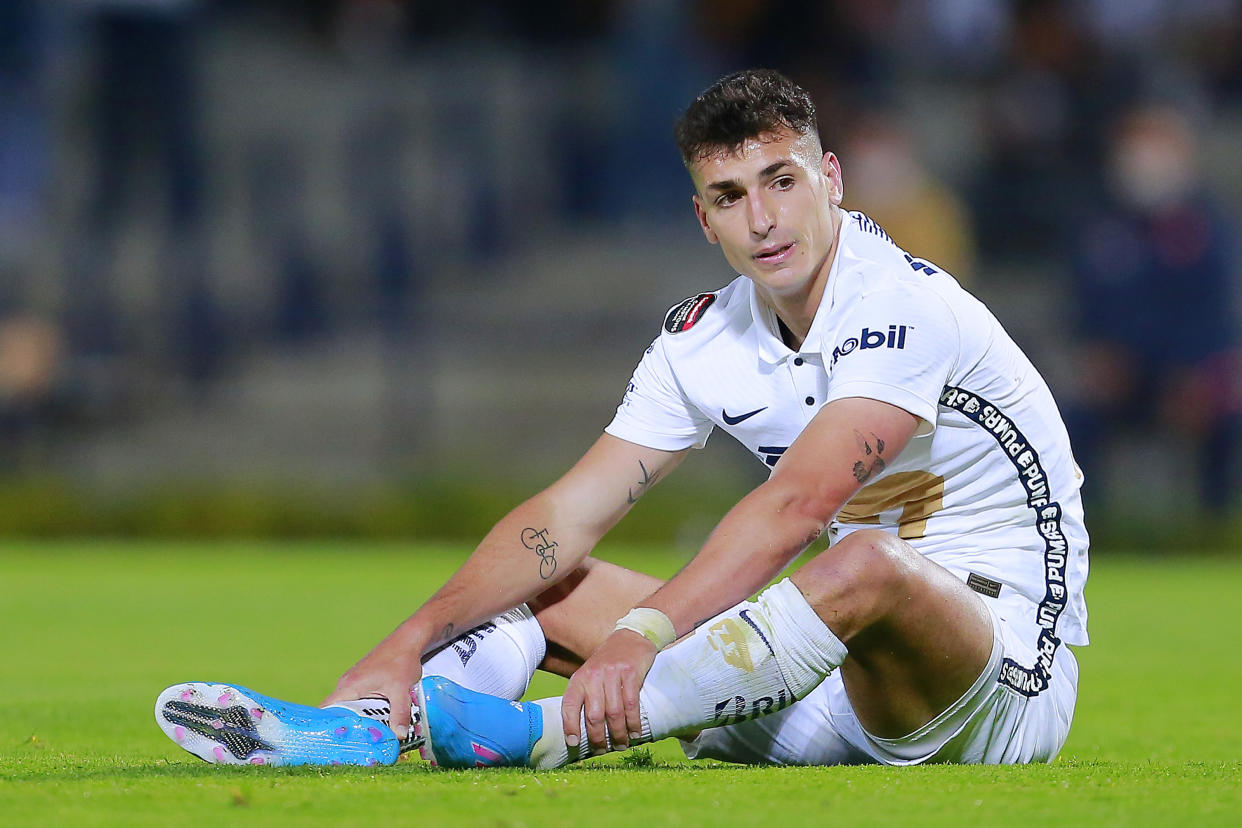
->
<box><xmin>250</xmin><ymin>708</ymin><xmax>264</xmax><ymax>719</ymax></box>
<box><xmin>174</xmin><ymin>726</ymin><xmax>186</xmax><ymax>742</ymax></box>
<box><xmin>210</xmin><ymin>718</ymin><xmax>225</xmax><ymax>730</ymax></box>
<box><xmin>368</xmin><ymin>727</ymin><xmax>383</xmax><ymax>743</ymax></box>
<box><xmin>332</xmin><ymin>760</ymin><xmax>343</xmax><ymax>766</ymax></box>
<box><xmin>334</xmin><ymin>726</ymin><xmax>348</xmax><ymax>737</ymax></box>
<box><xmin>367</xmin><ymin>758</ymin><xmax>379</xmax><ymax>766</ymax></box>
<box><xmin>180</xmin><ymin>689</ymin><xmax>194</xmax><ymax>701</ymax></box>
<box><xmin>217</xmin><ymin>692</ymin><xmax>233</xmax><ymax>706</ymax></box>
<box><xmin>213</xmin><ymin>746</ymin><xmax>226</xmax><ymax>762</ymax></box>
<box><xmin>249</xmin><ymin>756</ymin><xmax>265</xmax><ymax>765</ymax></box>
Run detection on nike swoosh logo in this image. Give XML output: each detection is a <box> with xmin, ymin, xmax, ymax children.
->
<box><xmin>722</xmin><ymin>407</ymin><xmax>767</xmax><ymax>425</ymax></box>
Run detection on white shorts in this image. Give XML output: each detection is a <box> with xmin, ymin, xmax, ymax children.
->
<box><xmin>681</xmin><ymin>600</ymin><xmax>1080</xmax><ymax>766</ymax></box>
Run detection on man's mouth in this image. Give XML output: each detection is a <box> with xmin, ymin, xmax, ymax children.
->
<box><xmin>755</xmin><ymin>242</ymin><xmax>795</xmax><ymax>264</ymax></box>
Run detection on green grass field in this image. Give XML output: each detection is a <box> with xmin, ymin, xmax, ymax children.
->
<box><xmin>2</xmin><ymin>542</ymin><xmax>1239</xmax><ymax>826</ymax></box>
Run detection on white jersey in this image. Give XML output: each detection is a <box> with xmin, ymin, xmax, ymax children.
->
<box><xmin>606</xmin><ymin>211</ymin><xmax>1089</xmax><ymax>698</ymax></box>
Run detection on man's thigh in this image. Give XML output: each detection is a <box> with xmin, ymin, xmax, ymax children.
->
<box><xmin>791</xmin><ymin>531</ymin><xmax>995</xmax><ymax>739</ymax></box>
<box><xmin>682</xmin><ymin>602</ymin><xmax>1078</xmax><ymax>766</ymax></box>
<box><xmin>530</xmin><ymin>557</ymin><xmax>665</xmax><ymax>675</ymax></box>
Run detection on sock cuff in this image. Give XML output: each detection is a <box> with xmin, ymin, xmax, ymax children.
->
<box><xmin>495</xmin><ymin>603</ymin><xmax>547</xmax><ymax>679</ymax></box>
<box><xmin>758</xmin><ymin>578</ymin><xmax>848</xmax><ymax>690</ymax></box>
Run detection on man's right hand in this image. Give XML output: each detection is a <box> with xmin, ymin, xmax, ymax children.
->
<box><xmin>320</xmin><ymin>636</ymin><xmax>426</xmax><ymax>738</ymax></box>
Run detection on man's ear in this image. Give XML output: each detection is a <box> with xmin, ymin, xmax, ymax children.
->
<box><xmin>692</xmin><ymin>195</ymin><xmax>719</xmax><ymax>245</ymax></box>
<box><xmin>821</xmin><ymin>151</ymin><xmax>844</xmax><ymax>205</ymax></box>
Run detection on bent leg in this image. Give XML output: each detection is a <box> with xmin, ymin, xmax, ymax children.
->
<box><xmin>415</xmin><ymin>557</ymin><xmax>663</xmax><ymax>703</ymax></box>
<box><xmin>530</xmin><ymin>557</ymin><xmax>665</xmax><ymax>677</ymax></box>
<box><xmin>791</xmin><ymin>529</ymin><xmax>994</xmax><ymax>738</ymax></box>
<box><xmin>415</xmin><ymin>532</ymin><xmax>997</xmax><ymax>769</ymax></box>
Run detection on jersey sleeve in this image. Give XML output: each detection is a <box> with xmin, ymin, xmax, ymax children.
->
<box><xmin>820</xmin><ymin>286</ymin><xmax>960</xmax><ymax>435</ymax></box>
<box><xmin>605</xmin><ymin>335</ymin><xmax>714</xmax><ymax>451</ymax></box>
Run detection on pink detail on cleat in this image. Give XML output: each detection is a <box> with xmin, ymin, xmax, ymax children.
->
<box><xmin>250</xmin><ymin>708</ymin><xmax>263</xmax><ymax>719</ymax></box>
<box><xmin>174</xmin><ymin>726</ymin><xmax>186</xmax><ymax>742</ymax></box>
<box><xmin>471</xmin><ymin>742</ymin><xmax>504</xmax><ymax>766</ymax></box>
<box><xmin>334</xmin><ymin>726</ymin><xmax>348</xmax><ymax>736</ymax></box>
<box><xmin>180</xmin><ymin>689</ymin><xmax>193</xmax><ymax>701</ymax></box>
<box><xmin>213</xmin><ymin>746</ymin><xmax>226</xmax><ymax>762</ymax></box>
<box><xmin>250</xmin><ymin>756</ymin><xmax>265</xmax><ymax>765</ymax></box>
<box><xmin>368</xmin><ymin>727</ymin><xmax>383</xmax><ymax>743</ymax></box>
<box><xmin>210</xmin><ymin>718</ymin><xmax>224</xmax><ymax>730</ymax></box>
<box><xmin>367</xmin><ymin>758</ymin><xmax>379</xmax><ymax>766</ymax></box>
<box><xmin>332</xmin><ymin>760</ymin><xmax>343</xmax><ymax>766</ymax></box>
<box><xmin>217</xmin><ymin>692</ymin><xmax>232</xmax><ymax>706</ymax></box>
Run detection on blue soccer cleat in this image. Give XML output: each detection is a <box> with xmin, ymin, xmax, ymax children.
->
<box><xmin>412</xmin><ymin>676</ymin><xmax>542</xmax><ymax>768</ymax></box>
<box><xmin>155</xmin><ymin>681</ymin><xmax>410</xmax><ymax>767</ymax></box>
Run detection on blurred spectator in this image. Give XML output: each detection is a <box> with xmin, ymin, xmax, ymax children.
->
<box><xmin>968</xmin><ymin>0</ymin><xmax>1118</xmax><ymax>265</ymax></box>
<box><xmin>66</xmin><ymin>0</ymin><xmax>220</xmax><ymax>381</ymax></box>
<box><xmin>1065</xmin><ymin>105</ymin><xmax>1242</xmax><ymax>513</ymax></box>
<box><xmin>0</xmin><ymin>0</ymin><xmax>52</xmax><ymax>276</ymax></box>
<box><xmin>842</xmin><ymin>114</ymin><xmax>977</xmax><ymax>284</ymax></box>
<box><xmin>0</xmin><ymin>311</ymin><xmax>65</xmax><ymax>461</ymax></box>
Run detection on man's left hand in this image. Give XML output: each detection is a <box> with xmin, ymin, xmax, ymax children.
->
<box><xmin>561</xmin><ymin>629</ymin><xmax>657</xmax><ymax>753</ymax></box>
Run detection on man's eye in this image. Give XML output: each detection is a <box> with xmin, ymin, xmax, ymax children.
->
<box><xmin>716</xmin><ymin>193</ymin><xmax>739</xmax><ymax>207</ymax></box>
<box><xmin>773</xmin><ymin>177</ymin><xmax>795</xmax><ymax>190</ymax></box>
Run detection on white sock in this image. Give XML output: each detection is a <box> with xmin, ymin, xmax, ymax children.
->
<box><xmin>421</xmin><ymin>604</ymin><xmax>546</xmax><ymax>700</ymax></box>
<box><xmin>329</xmin><ymin>606</ymin><xmax>544</xmax><ymax>737</ymax></box>
<box><xmin>526</xmin><ymin>579</ymin><xmax>846</xmax><ymax>768</ymax></box>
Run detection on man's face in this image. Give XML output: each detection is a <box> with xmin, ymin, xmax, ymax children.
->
<box><xmin>689</xmin><ymin>128</ymin><xmax>843</xmax><ymax>300</ymax></box>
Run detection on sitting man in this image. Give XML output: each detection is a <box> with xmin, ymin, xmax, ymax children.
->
<box><xmin>156</xmin><ymin>68</ymin><xmax>1088</xmax><ymax>770</ymax></box>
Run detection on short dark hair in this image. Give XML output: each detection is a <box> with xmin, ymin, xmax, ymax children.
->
<box><xmin>674</xmin><ymin>69</ymin><xmax>818</xmax><ymax>166</ymax></box>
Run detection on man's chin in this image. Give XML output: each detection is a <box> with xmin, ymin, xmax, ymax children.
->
<box><xmin>747</xmin><ymin>267</ymin><xmax>811</xmax><ymax>296</ymax></box>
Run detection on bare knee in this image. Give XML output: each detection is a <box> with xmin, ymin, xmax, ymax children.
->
<box><xmin>790</xmin><ymin>530</ymin><xmax>922</xmax><ymax>641</ymax></box>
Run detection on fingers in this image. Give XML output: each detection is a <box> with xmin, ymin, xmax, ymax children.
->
<box><xmin>603</xmin><ymin>668</ymin><xmax>630</xmax><ymax>750</ymax></box>
<box><xmin>582</xmin><ymin>675</ymin><xmax>608</xmax><ymax>752</ymax></box>
<box><xmin>320</xmin><ymin>676</ymin><xmax>417</xmax><ymax>739</ymax></box>
<box><xmin>562</xmin><ymin>669</ymin><xmax>639</xmax><ymax>754</ymax></box>
<box><xmin>387</xmin><ymin>686</ymin><xmax>413</xmax><ymax>738</ymax></box>
<box><xmin>561</xmin><ymin>672</ymin><xmax>610</xmax><ymax>753</ymax></box>
<box><xmin>561</xmin><ymin>678</ymin><xmax>584</xmax><ymax>750</ymax></box>
<box><xmin>622</xmin><ymin>669</ymin><xmax>643</xmax><ymax>744</ymax></box>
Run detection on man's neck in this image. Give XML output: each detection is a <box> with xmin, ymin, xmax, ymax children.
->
<box><xmin>762</xmin><ymin>207</ymin><xmax>842</xmax><ymax>351</ymax></box>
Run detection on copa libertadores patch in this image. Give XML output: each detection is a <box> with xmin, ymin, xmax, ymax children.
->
<box><xmin>664</xmin><ymin>293</ymin><xmax>717</xmax><ymax>334</ymax></box>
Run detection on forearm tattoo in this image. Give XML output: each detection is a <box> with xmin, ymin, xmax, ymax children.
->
<box><xmin>851</xmin><ymin>430</ymin><xmax>887</xmax><ymax>484</ymax></box>
<box><xmin>521</xmin><ymin>527</ymin><xmax>559</xmax><ymax>579</ymax></box>
<box><xmin>626</xmin><ymin>459</ymin><xmax>661</xmax><ymax>505</ymax></box>
<box><xmin>438</xmin><ymin>623</ymin><xmax>455</xmax><ymax>641</ymax></box>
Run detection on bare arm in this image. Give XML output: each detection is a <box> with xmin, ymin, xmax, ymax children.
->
<box><xmin>322</xmin><ymin>433</ymin><xmax>687</xmax><ymax>733</ymax></box>
<box><xmin>563</xmin><ymin>397</ymin><xmax>921</xmax><ymax>749</ymax></box>
<box><xmin>642</xmin><ymin>397</ymin><xmax>920</xmax><ymax>635</ymax></box>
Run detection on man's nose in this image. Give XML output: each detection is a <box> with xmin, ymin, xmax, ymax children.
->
<box><xmin>747</xmin><ymin>193</ymin><xmax>775</xmax><ymax>236</ymax></box>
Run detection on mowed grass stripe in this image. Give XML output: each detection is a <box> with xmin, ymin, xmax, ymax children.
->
<box><xmin>1</xmin><ymin>542</ymin><xmax>1239</xmax><ymax>827</ymax></box>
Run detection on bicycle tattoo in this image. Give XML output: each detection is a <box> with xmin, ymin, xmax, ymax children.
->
<box><xmin>521</xmin><ymin>527</ymin><xmax>559</xmax><ymax>580</ymax></box>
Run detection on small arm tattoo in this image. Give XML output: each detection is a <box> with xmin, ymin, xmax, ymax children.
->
<box><xmin>439</xmin><ymin>623</ymin><xmax>455</xmax><ymax>641</ymax></box>
<box><xmin>626</xmin><ymin>459</ymin><xmax>661</xmax><ymax>504</ymax></box>
<box><xmin>851</xmin><ymin>430</ymin><xmax>888</xmax><ymax>484</ymax></box>
<box><xmin>521</xmin><ymin>526</ymin><xmax>559</xmax><ymax>579</ymax></box>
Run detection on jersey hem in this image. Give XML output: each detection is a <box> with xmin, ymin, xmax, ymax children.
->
<box><xmin>823</xmin><ymin>381</ymin><xmax>938</xmax><ymax>435</ymax></box>
<box><xmin>603</xmin><ymin>423</ymin><xmax>708</xmax><ymax>452</ymax></box>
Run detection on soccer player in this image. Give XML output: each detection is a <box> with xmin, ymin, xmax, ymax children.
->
<box><xmin>157</xmin><ymin>68</ymin><xmax>1087</xmax><ymax>769</ymax></box>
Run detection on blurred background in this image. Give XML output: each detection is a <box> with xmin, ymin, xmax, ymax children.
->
<box><xmin>2</xmin><ymin>0</ymin><xmax>1242</xmax><ymax>546</ymax></box>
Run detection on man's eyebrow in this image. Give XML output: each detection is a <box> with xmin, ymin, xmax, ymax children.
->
<box><xmin>704</xmin><ymin>160</ymin><xmax>793</xmax><ymax>192</ymax></box>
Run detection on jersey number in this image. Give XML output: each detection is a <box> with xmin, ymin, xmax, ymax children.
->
<box><xmin>836</xmin><ymin>471</ymin><xmax>946</xmax><ymax>540</ymax></box>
